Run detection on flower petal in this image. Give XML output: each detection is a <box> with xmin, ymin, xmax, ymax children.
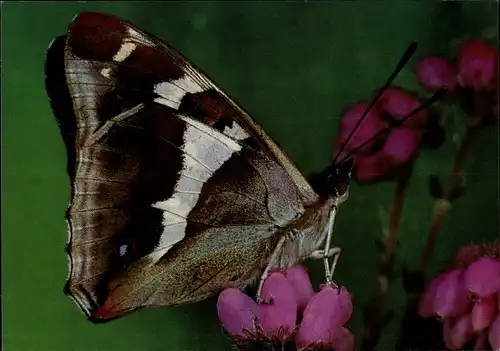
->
<box><xmin>382</xmin><ymin>127</ymin><xmax>420</xmax><ymax>167</ymax></box>
<box><xmin>296</xmin><ymin>285</ymin><xmax>353</xmax><ymax>349</ymax></box>
<box><xmin>497</xmin><ymin>291</ymin><xmax>500</xmax><ymax>312</ymax></box>
<box><xmin>258</xmin><ymin>272</ymin><xmax>297</xmax><ymax>340</ymax></box>
<box><xmin>217</xmin><ymin>288</ymin><xmax>258</xmax><ymax>338</ymax></box>
<box><xmin>488</xmin><ymin>313</ymin><xmax>500</xmax><ymax>351</ymax></box>
<box><xmin>434</xmin><ymin>269</ymin><xmax>470</xmax><ymax>318</ymax></box>
<box><xmin>284</xmin><ymin>264</ymin><xmax>315</xmax><ymax>313</ymax></box>
<box><xmin>443</xmin><ymin>313</ymin><xmax>473</xmax><ymax>350</ymax></box>
<box><xmin>465</xmin><ymin>257</ymin><xmax>500</xmax><ymax>297</ymax></box>
<box><xmin>457</xmin><ymin>39</ymin><xmax>499</xmax><ymax>91</ymax></box>
<box><xmin>352</xmin><ymin>152</ymin><xmax>395</xmax><ymax>184</ymax></box>
<box><xmin>471</xmin><ymin>294</ymin><xmax>496</xmax><ymax>332</ymax></box>
<box><xmin>418</xmin><ymin>274</ymin><xmax>445</xmax><ymax>317</ymax></box>
<box><xmin>376</xmin><ymin>87</ymin><xmax>427</xmax><ymax>129</ymax></box>
<box><xmin>415</xmin><ymin>56</ymin><xmax>457</xmax><ymax>92</ymax></box>
<box><xmin>442</xmin><ymin>318</ymin><xmax>454</xmax><ymax>349</ymax></box>
<box><xmin>338</xmin><ymin>103</ymin><xmax>387</xmax><ymax>154</ymax></box>
<box><xmin>331</xmin><ymin>327</ymin><xmax>355</xmax><ymax>351</ymax></box>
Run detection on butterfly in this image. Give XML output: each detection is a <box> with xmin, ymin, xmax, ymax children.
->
<box><xmin>44</xmin><ymin>11</ymin><xmax>405</xmax><ymax>323</ymax></box>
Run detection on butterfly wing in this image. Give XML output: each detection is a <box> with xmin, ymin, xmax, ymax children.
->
<box><xmin>46</xmin><ymin>12</ymin><xmax>318</xmax><ymax>322</ymax></box>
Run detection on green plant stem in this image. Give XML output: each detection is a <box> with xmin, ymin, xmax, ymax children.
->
<box><xmin>360</xmin><ymin>164</ymin><xmax>413</xmax><ymax>351</ymax></box>
<box><xmin>420</xmin><ymin>123</ymin><xmax>478</xmax><ymax>276</ymax></box>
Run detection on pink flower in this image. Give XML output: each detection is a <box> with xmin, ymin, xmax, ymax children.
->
<box><xmin>434</xmin><ymin>269</ymin><xmax>470</xmax><ymax>318</ymax></box>
<box><xmin>420</xmin><ymin>243</ymin><xmax>500</xmax><ymax>350</ymax></box>
<box><xmin>419</xmin><ymin>273</ymin><xmax>446</xmax><ymax>317</ymax></box>
<box><xmin>338</xmin><ymin>103</ymin><xmax>388</xmax><ymax>154</ymax></box>
<box><xmin>258</xmin><ymin>272</ymin><xmax>297</xmax><ymax>340</ymax></box>
<box><xmin>457</xmin><ymin>39</ymin><xmax>499</xmax><ymax>92</ymax></box>
<box><xmin>335</xmin><ymin>87</ymin><xmax>427</xmax><ymax>184</ymax></box>
<box><xmin>217</xmin><ymin>264</ymin><xmax>354</xmax><ymax>350</ymax></box>
<box><xmin>376</xmin><ymin>87</ymin><xmax>428</xmax><ymax>129</ymax></box>
<box><xmin>283</xmin><ymin>264</ymin><xmax>315</xmax><ymax>313</ymax></box>
<box><xmin>217</xmin><ymin>288</ymin><xmax>258</xmax><ymax>338</ymax></box>
<box><xmin>489</xmin><ymin>313</ymin><xmax>500</xmax><ymax>350</ymax></box>
<box><xmin>416</xmin><ymin>56</ymin><xmax>457</xmax><ymax>92</ymax></box>
<box><xmin>382</xmin><ymin>128</ymin><xmax>420</xmax><ymax>166</ymax></box>
<box><xmin>414</xmin><ymin>38</ymin><xmax>498</xmax><ymax>126</ymax></box>
<box><xmin>497</xmin><ymin>291</ymin><xmax>500</xmax><ymax>312</ymax></box>
<box><xmin>419</xmin><ymin>268</ymin><xmax>470</xmax><ymax>319</ymax></box>
<box><xmin>350</xmin><ymin>152</ymin><xmax>393</xmax><ymax>184</ymax></box>
<box><xmin>471</xmin><ymin>295</ymin><xmax>497</xmax><ymax>333</ymax></box>
<box><xmin>330</xmin><ymin>327</ymin><xmax>355</xmax><ymax>351</ymax></box>
<box><xmin>443</xmin><ymin>312</ymin><xmax>473</xmax><ymax>350</ymax></box>
<box><xmin>464</xmin><ymin>256</ymin><xmax>500</xmax><ymax>298</ymax></box>
<box><xmin>415</xmin><ymin>39</ymin><xmax>498</xmax><ymax>94</ymax></box>
<box><xmin>296</xmin><ymin>284</ymin><xmax>353</xmax><ymax>350</ymax></box>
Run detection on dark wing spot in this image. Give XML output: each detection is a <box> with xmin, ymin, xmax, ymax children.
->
<box><xmin>213</xmin><ymin>116</ymin><xmax>234</xmax><ymax>132</ymax></box>
<box><xmin>178</xmin><ymin>89</ymin><xmax>234</xmax><ymax>126</ymax></box>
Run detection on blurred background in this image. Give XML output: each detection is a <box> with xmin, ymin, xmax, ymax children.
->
<box><xmin>2</xmin><ymin>2</ymin><xmax>498</xmax><ymax>350</ymax></box>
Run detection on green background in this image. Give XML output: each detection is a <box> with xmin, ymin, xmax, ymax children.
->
<box><xmin>2</xmin><ymin>2</ymin><xmax>498</xmax><ymax>350</ymax></box>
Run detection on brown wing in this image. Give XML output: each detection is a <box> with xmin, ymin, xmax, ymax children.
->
<box><xmin>45</xmin><ymin>12</ymin><xmax>317</xmax><ymax>322</ymax></box>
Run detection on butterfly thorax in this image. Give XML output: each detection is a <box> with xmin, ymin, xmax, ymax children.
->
<box><xmin>263</xmin><ymin>160</ymin><xmax>354</xmax><ymax>270</ymax></box>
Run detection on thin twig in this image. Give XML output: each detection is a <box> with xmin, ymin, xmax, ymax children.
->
<box><xmin>420</xmin><ymin>123</ymin><xmax>478</xmax><ymax>275</ymax></box>
<box><xmin>361</xmin><ymin>164</ymin><xmax>413</xmax><ymax>351</ymax></box>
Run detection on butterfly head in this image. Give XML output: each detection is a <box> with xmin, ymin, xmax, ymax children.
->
<box><xmin>309</xmin><ymin>157</ymin><xmax>354</xmax><ymax>203</ymax></box>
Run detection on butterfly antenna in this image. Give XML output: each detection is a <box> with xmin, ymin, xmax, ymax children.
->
<box><xmin>333</xmin><ymin>42</ymin><xmax>418</xmax><ymax>165</ymax></box>
<box><xmin>337</xmin><ymin>87</ymin><xmax>446</xmax><ymax>165</ymax></box>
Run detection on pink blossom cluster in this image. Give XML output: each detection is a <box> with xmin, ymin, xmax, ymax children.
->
<box><xmin>419</xmin><ymin>243</ymin><xmax>500</xmax><ymax>350</ymax></box>
<box><xmin>217</xmin><ymin>264</ymin><xmax>354</xmax><ymax>350</ymax></box>
<box><xmin>336</xmin><ymin>87</ymin><xmax>428</xmax><ymax>183</ymax></box>
<box><xmin>416</xmin><ymin>38</ymin><xmax>498</xmax><ymax>125</ymax></box>
<box><xmin>336</xmin><ymin>38</ymin><xmax>498</xmax><ymax>185</ymax></box>
<box><xmin>416</xmin><ymin>39</ymin><xmax>498</xmax><ymax>93</ymax></box>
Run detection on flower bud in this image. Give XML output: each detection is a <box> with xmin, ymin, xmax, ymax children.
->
<box><xmin>377</xmin><ymin>87</ymin><xmax>427</xmax><ymax>129</ymax></box>
<box><xmin>471</xmin><ymin>294</ymin><xmax>496</xmax><ymax>332</ymax></box>
<box><xmin>217</xmin><ymin>288</ymin><xmax>258</xmax><ymax>338</ymax></box>
<box><xmin>488</xmin><ymin>313</ymin><xmax>500</xmax><ymax>351</ymax></box>
<box><xmin>465</xmin><ymin>257</ymin><xmax>500</xmax><ymax>297</ymax></box>
<box><xmin>382</xmin><ymin>127</ymin><xmax>420</xmax><ymax>166</ymax></box>
<box><xmin>433</xmin><ymin>269</ymin><xmax>470</xmax><ymax>318</ymax></box>
<box><xmin>419</xmin><ymin>274</ymin><xmax>445</xmax><ymax>317</ymax></box>
<box><xmin>258</xmin><ymin>272</ymin><xmax>297</xmax><ymax>340</ymax></box>
<box><xmin>284</xmin><ymin>264</ymin><xmax>315</xmax><ymax>313</ymax></box>
<box><xmin>296</xmin><ymin>284</ymin><xmax>353</xmax><ymax>349</ymax></box>
<box><xmin>416</xmin><ymin>56</ymin><xmax>457</xmax><ymax>92</ymax></box>
<box><xmin>338</xmin><ymin>103</ymin><xmax>387</xmax><ymax>153</ymax></box>
<box><xmin>457</xmin><ymin>39</ymin><xmax>498</xmax><ymax>92</ymax></box>
<box><xmin>331</xmin><ymin>327</ymin><xmax>355</xmax><ymax>351</ymax></box>
<box><xmin>443</xmin><ymin>313</ymin><xmax>473</xmax><ymax>350</ymax></box>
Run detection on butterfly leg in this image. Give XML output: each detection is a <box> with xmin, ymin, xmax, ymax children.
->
<box><xmin>327</xmin><ymin>250</ymin><xmax>341</xmax><ymax>281</ymax></box>
<box><xmin>308</xmin><ymin>247</ymin><xmax>342</xmax><ymax>283</ymax></box>
<box><xmin>255</xmin><ymin>235</ymin><xmax>287</xmax><ymax>304</ymax></box>
<box><xmin>308</xmin><ymin>246</ymin><xmax>341</xmax><ymax>260</ymax></box>
<box><xmin>308</xmin><ymin>205</ymin><xmax>340</xmax><ymax>283</ymax></box>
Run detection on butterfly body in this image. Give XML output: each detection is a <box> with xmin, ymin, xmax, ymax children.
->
<box><xmin>45</xmin><ymin>12</ymin><xmax>348</xmax><ymax>322</ymax></box>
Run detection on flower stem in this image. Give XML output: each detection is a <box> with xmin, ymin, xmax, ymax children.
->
<box><xmin>420</xmin><ymin>123</ymin><xmax>477</xmax><ymax>275</ymax></box>
<box><xmin>361</xmin><ymin>164</ymin><xmax>413</xmax><ymax>351</ymax></box>
<box><xmin>386</xmin><ymin>165</ymin><xmax>412</xmax><ymax>259</ymax></box>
